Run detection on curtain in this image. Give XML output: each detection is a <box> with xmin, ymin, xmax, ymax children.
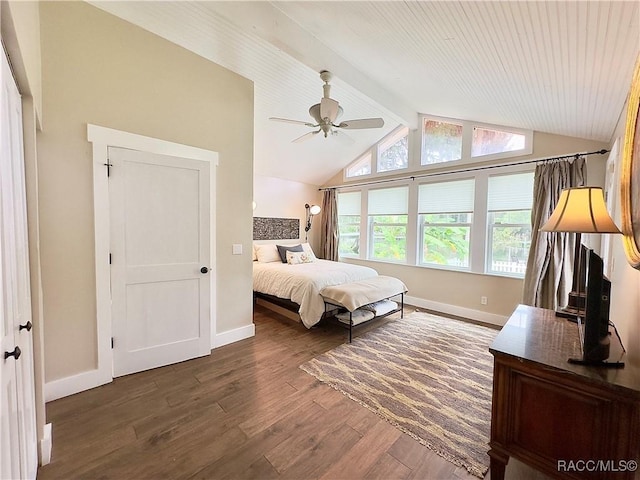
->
<box><xmin>320</xmin><ymin>189</ymin><xmax>339</xmax><ymax>261</ymax></box>
<box><xmin>522</xmin><ymin>157</ymin><xmax>586</xmax><ymax>309</ymax></box>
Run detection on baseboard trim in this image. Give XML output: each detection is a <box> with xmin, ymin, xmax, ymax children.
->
<box><xmin>404</xmin><ymin>295</ymin><xmax>508</xmax><ymax>327</ymax></box>
<box><xmin>213</xmin><ymin>323</ymin><xmax>255</xmax><ymax>348</ymax></box>
<box><xmin>39</xmin><ymin>423</ymin><xmax>52</xmax><ymax>466</ymax></box>
<box><xmin>45</xmin><ymin>368</ymin><xmax>111</xmax><ymax>402</ymax></box>
<box><xmin>45</xmin><ymin>324</ymin><xmax>256</xmax><ymax>401</ymax></box>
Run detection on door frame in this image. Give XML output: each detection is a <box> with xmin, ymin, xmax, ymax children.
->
<box><xmin>88</xmin><ymin>124</ymin><xmax>218</xmax><ymax>387</ymax></box>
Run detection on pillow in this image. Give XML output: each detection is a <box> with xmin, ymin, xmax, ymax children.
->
<box><xmin>276</xmin><ymin>244</ymin><xmax>303</xmax><ymax>263</ymax></box>
<box><xmin>286</xmin><ymin>250</ymin><xmax>316</xmax><ymax>265</ymax></box>
<box><xmin>255</xmin><ymin>244</ymin><xmax>281</xmax><ymax>263</ymax></box>
<box><xmin>301</xmin><ymin>242</ymin><xmax>317</xmax><ymax>260</ymax></box>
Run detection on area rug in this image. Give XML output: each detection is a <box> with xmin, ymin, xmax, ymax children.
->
<box><xmin>299</xmin><ymin>311</ymin><xmax>498</xmax><ymax>478</ymax></box>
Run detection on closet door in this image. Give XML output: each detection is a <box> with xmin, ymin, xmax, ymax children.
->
<box><xmin>0</xmin><ymin>46</ymin><xmax>37</xmax><ymax>479</ymax></box>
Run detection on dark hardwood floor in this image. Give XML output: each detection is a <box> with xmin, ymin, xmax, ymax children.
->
<box><xmin>38</xmin><ymin>304</ymin><xmax>544</xmax><ymax>480</ymax></box>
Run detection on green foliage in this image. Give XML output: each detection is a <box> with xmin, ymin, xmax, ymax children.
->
<box><xmin>489</xmin><ymin>210</ymin><xmax>531</xmax><ymax>263</ymax></box>
<box><xmin>423</xmin><ymin>226</ymin><xmax>470</xmax><ymax>265</ymax></box>
<box><xmin>371</xmin><ymin>215</ymin><xmax>407</xmax><ymax>260</ymax></box>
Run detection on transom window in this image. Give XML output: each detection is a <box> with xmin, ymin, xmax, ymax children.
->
<box><xmin>343</xmin><ymin>114</ymin><xmax>532</xmax><ymax>180</ymax></box>
<box><xmin>421</xmin><ymin>119</ymin><xmax>463</xmax><ymax>166</ymax></box>
<box><xmin>377</xmin><ymin>126</ymin><xmax>409</xmax><ymax>173</ymax></box>
<box><xmin>472</xmin><ymin>126</ymin><xmax>526</xmax><ymax>158</ymax></box>
<box><xmin>346</xmin><ymin>151</ymin><xmax>371</xmax><ymax>178</ymax></box>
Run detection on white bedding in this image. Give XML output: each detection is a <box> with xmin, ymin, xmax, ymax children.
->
<box><xmin>253</xmin><ymin>259</ymin><xmax>378</xmax><ymax>328</ymax></box>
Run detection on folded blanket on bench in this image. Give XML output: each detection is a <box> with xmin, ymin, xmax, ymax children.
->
<box><xmin>336</xmin><ymin>309</ymin><xmax>375</xmax><ymax>326</ymax></box>
<box><xmin>361</xmin><ymin>299</ymin><xmax>398</xmax><ymax>316</ymax></box>
<box><xmin>320</xmin><ymin>275</ymin><xmax>407</xmax><ymax>312</ymax></box>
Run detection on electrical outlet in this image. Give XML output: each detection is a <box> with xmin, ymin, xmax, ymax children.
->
<box><xmin>481</xmin><ymin>296</ymin><xmax>488</xmax><ymax>305</ymax></box>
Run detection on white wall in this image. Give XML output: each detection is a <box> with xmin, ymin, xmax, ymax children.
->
<box><xmin>253</xmin><ymin>174</ymin><xmax>323</xmax><ymax>252</ymax></box>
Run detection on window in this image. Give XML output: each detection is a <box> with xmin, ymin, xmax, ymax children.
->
<box><xmin>472</xmin><ymin>126</ymin><xmax>526</xmax><ymax>158</ymax></box>
<box><xmin>377</xmin><ymin>126</ymin><xmax>409</xmax><ymax>173</ymax></box>
<box><xmin>418</xmin><ymin>179</ymin><xmax>474</xmax><ymax>268</ymax></box>
<box><xmin>344</xmin><ymin>115</ymin><xmax>532</xmax><ymax>181</ymax></box>
<box><xmin>487</xmin><ymin>172</ymin><xmax>534</xmax><ymax>277</ymax></box>
<box><xmin>368</xmin><ymin>186</ymin><xmax>408</xmax><ymax>261</ymax></box>
<box><xmin>421</xmin><ymin>119</ymin><xmax>463</xmax><ymax>166</ymax></box>
<box><xmin>337</xmin><ymin>191</ymin><xmax>361</xmax><ymax>257</ymax></box>
<box><xmin>346</xmin><ymin>151</ymin><xmax>371</xmax><ymax>178</ymax></box>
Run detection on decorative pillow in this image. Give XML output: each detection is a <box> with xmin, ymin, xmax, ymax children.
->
<box><xmin>300</xmin><ymin>242</ymin><xmax>317</xmax><ymax>260</ymax></box>
<box><xmin>276</xmin><ymin>244</ymin><xmax>303</xmax><ymax>263</ymax></box>
<box><xmin>255</xmin><ymin>244</ymin><xmax>281</xmax><ymax>263</ymax></box>
<box><xmin>286</xmin><ymin>250</ymin><xmax>315</xmax><ymax>265</ymax></box>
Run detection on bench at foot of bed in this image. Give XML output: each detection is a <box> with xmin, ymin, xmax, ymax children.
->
<box><xmin>320</xmin><ymin>275</ymin><xmax>408</xmax><ymax>342</ymax></box>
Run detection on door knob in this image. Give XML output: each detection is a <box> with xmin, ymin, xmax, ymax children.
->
<box><xmin>4</xmin><ymin>346</ymin><xmax>21</xmax><ymax>360</ymax></box>
<box><xmin>19</xmin><ymin>321</ymin><xmax>32</xmax><ymax>332</ymax></box>
<box><xmin>200</xmin><ymin>267</ymin><xmax>209</xmax><ymax>274</ymax></box>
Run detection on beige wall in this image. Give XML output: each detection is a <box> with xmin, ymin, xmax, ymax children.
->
<box><xmin>325</xmin><ymin>131</ymin><xmax>609</xmax><ymax>323</ymax></box>
<box><xmin>253</xmin><ymin>174</ymin><xmax>323</xmax><ymax>252</ymax></box>
<box><xmin>38</xmin><ymin>2</ymin><xmax>254</xmax><ymax>382</ymax></box>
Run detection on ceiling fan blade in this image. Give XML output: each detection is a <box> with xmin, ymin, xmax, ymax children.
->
<box><xmin>337</xmin><ymin>118</ymin><xmax>385</xmax><ymax>129</ymax></box>
<box><xmin>292</xmin><ymin>130</ymin><xmax>320</xmax><ymax>143</ymax></box>
<box><xmin>269</xmin><ymin>117</ymin><xmax>316</xmax><ymax>128</ymax></box>
<box><xmin>320</xmin><ymin>98</ymin><xmax>339</xmax><ymax>122</ymax></box>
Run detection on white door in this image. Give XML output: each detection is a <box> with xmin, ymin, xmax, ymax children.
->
<box><xmin>0</xmin><ymin>227</ymin><xmax>21</xmax><ymax>480</ymax></box>
<box><xmin>1</xmin><ymin>46</ymin><xmax>37</xmax><ymax>480</ymax></box>
<box><xmin>109</xmin><ymin>147</ymin><xmax>211</xmax><ymax>377</ymax></box>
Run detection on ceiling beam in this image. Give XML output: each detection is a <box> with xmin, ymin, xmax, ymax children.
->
<box><xmin>206</xmin><ymin>1</ymin><xmax>418</xmax><ymax>130</ymax></box>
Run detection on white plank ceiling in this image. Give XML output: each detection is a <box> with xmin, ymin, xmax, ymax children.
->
<box><xmin>90</xmin><ymin>1</ymin><xmax>639</xmax><ymax>186</ymax></box>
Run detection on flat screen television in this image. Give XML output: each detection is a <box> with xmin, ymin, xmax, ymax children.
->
<box><xmin>568</xmin><ymin>247</ymin><xmax>622</xmax><ymax>367</ymax></box>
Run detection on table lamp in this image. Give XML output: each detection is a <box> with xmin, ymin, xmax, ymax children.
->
<box><xmin>540</xmin><ymin>187</ymin><xmax>621</xmax><ymax>319</ymax></box>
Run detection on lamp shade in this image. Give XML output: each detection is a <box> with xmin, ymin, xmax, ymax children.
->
<box><xmin>309</xmin><ymin>204</ymin><xmax>321</xmax><ymax>215</ymax></box>
<box><xmin>540</xmin><ymin>187</ymin><xmax>621</xmax><ymax>234</ymax></box>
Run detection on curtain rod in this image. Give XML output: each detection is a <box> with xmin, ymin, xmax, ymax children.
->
<box><xmin>319</xmin><ymin>149</ymin><xmax>609</xmax><ymax>191</ymax></box>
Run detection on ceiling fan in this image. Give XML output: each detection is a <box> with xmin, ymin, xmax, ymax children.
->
<box><xmin>270</xmin><ymin>70</ymin><xmax>385</xmax><ymax>143</ymax></box>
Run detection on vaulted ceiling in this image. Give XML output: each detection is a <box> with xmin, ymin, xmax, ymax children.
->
<box><xmin>90</xmin><ymin>1</ymin><xmax>639</xmax><ymax>186</ymax></box>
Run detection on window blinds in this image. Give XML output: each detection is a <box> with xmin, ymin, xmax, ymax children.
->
<box><xmin>338</xmin><ymin>191</ymin><xmax>361</xmax><ymax>215</ymax></box>
<box><xmin>418</xmin><ymin>179</ymin><xmax>474</xmax><ymax>213</ymax></box>
<box><xmin>488</xmin><ymin>172</ymin><xmax>534</xmax><ymax>211</ymax></box>
<box><xmin>368</xmin><ymin>186</ymin><xmax>408</xmax><ymax>215</ymax></box>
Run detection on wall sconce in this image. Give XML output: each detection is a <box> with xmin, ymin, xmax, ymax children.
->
<box><xmin>305</xmin><ymin>203</ymin><xmax>321</xmax><ymax>241</ymax></box>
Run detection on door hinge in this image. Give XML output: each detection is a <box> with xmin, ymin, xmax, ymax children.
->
<box><xmin>104</xmin><ymin>162</ymin><xmax>113</xmax><ymax>177</ymax></box>
<box><xmin>111</xmin><ymin>337</ymin><xmax>114</xmax><ymax>349</ymax></box>
<box><xmin>109</xmin><ymin>253</ymin><xmax>112</xmax><ymax>265</ymax></box>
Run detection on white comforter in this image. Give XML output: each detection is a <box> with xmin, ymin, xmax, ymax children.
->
<box><xmin>253</xmin><ymin>259</ymin><xmax>378</xmax><ymax>328</ymax></box>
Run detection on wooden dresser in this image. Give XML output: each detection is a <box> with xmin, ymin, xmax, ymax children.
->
<box><xmin>489</xmin><ymin>305</ymin><xmax>640</xmax><ymax>479</ymax></box>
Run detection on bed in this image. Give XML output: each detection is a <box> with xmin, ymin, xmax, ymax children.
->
<box><xmin>252</xmin><ymin>243</ymin><xmax>379</xmax><ymax>328</ymax></box>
